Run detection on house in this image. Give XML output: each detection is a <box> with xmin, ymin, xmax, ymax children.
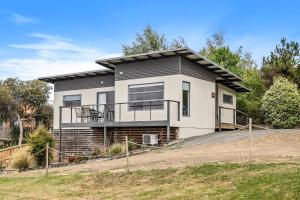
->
<box><xmin>39</xmin><ymin>48</ymin><xmax>249</xmax><ymax>155</ymax></box>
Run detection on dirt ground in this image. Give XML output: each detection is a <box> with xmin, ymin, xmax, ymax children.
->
<box><xmin>5</xmin><ymin>129</ymin><xmax>300</xmax><ymax>176</ymax></box>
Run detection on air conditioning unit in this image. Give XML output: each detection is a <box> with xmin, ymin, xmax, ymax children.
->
<box><xmin>143</xmin><ymin>134</ymin><xmax>158</xmax><ymax>145</ymax></box>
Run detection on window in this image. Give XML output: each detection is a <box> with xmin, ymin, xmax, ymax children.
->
<box><xmin>63</xmin><ymin>95</ymin><xmax>81</xmax><ymax>107</ymax></box>
<box><xmin>128</xmin><ymin>82</ymin><xmax>164</xmax><ymax>110</ymax></box>
<box><xmin>223</xmin><ymin>94</ymin><xmax>233</xmax><ymax>104</ymax></box>
<box><xmin>182</xmin><ymin>82</ymin><xmax>190</xmax><ymax>116</ymax></box>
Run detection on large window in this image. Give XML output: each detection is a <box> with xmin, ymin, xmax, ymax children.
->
<box><xmin>182</xmin><ymin>82</ymin><xmax>190</xmax><ymax>116</ymax></box>
<box><xmin>128</xmin><ymin>82</ymin><xmax>164</xmax><ymax>110</ymax></box>
<box><xmin>223</xmin><ymin>94</ymin><xmax>233</xmax><ymax>104</ymax></box>
<box><xmin>63</xmin><ymin>95</ymin><xmax>81</xmax><ymax>107</ymax></box>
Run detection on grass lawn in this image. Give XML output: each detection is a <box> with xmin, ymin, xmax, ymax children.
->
<box><xmin>1</xmin><ymin>163</ymin><xmax>300</xmax><ymax>200</ymax></box>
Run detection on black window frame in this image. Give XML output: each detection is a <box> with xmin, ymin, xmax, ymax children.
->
<box><xmin>128</xmin><ymin>82</ymin><xmax>164</xmax><ymax>111</ymax></box>
<box><xmin>182</xmin><ymin>81</ymin><xmax>190</xmax><ymax>117</ymax></box>
<box><xmin>63</xmin><ymin>94</ymin><xmax>82</xmax><ymax>107</ymax></box>
<box><xmin>223</xmin><ymin>93</ymin><xmax>233</xmax><ymax>105</ymax></box>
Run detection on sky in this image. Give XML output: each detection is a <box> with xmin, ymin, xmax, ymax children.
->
<box><xmin>0</xmin><ymin>0</ymin><xmax>300</xmax><ymax>82</ymax></box>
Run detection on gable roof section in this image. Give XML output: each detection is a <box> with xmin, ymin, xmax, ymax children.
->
<box><xmin>38</xmin><ymin>69</ymin><xmax>114</xmax><ymax>83</ymax></box>
<box><xmin>96</xmin><ymin>48</ymin><xmax>249</xmax><ymax>92</ymax></box>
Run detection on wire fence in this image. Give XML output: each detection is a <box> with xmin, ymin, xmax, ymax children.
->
<box><xmin>2</xmin><ymin>118</ymin><xmax>300</xmax><ymax>175</ymax></box>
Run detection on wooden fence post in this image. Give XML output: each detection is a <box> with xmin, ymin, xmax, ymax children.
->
<box><xmin>46</xmin><ymin>143</ymin><xmax>49</xmax><ymax>175</ymax></box>
<box><xmin>248</xmin><ymin>118</ymin><xmax>253</xmax><ymax>162</ymax></box>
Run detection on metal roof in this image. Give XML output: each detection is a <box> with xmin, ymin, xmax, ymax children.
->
<box><xmin>96</xmin><ymin>48</ymin><xmax>249</xmax><ymax>92</ymax></box>
<box><xmin>38</xmin><ymin>69</ymin><xmax>114</xmax><ymax>83</ymax></box>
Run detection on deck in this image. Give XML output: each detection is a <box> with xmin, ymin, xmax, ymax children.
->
<box><xmin>61</xmin><ymin>120</ymin><xmax>169</xmax><ymax>128</ymax></box>
<box><xmin>59</xmin><ymin>100</ymin><xmax>180</xmax><ymax>129</ymax></box>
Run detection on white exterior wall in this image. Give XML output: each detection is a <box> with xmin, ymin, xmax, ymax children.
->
<box><xmin>53</xmin><ymin>75</ymin><xmax>237</xmax><ymax>138</ymax></box>
<box><xmin>218</xmin><ymin>84</ymin><xmax>236</xmax><ymax>124</ymax></box>
<box><xmin>115</xmin><ymin>74</ymin><xmax>216</xmax><ymax>138</ymax></box>
<box><xmin>53</xmin><ymin>87</ymin><xmax>114</xmax><ymax>129</ymax></box>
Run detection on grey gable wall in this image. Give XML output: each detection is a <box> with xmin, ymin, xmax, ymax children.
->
<box><xmin>54</xmin><ymin>56</ymin><xmax>216</xmax><ymax>92</ymax></box>
<box><xmin>181</xmin><ymin>57</ymin><xmax>215</xmax><ymax>82</ymax></box>
<box><xmin>54</xmin><ymin>74</ymin><xmax>115</xmax><ymax>92</ymax></box>
<box><xmin>115</xmin><ymin>56</ymin><xmax>215</xmax><ymax>82</ymax></box>
<box><xmin>115</xmin><ymin>56</ymin><xmax>180</xmax><ymax>80</ymax></box>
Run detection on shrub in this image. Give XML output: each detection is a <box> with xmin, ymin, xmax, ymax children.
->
<box><xmin>261</xmin><ymin>77</ymin><xmax>300</xmax><ymax>128</ymax></box>
<box><xmin>128</xmin><ymin>139</ymin><xmax>139</xmax><ymax>152</ymax></box>
<box><xmin>91</xmin><ymin>144</ymin><xmax>108</xmax><ymax>157</ymax></box>
<box><xmin>27</xmin><ymin>126</ymin><xmax>55</xmax><ymax>166</ymax></box>
<box><xmin>108</xmin><ymin>143</ymin><xmax>124</xmax><ymax>156</ymax></box>
<box><xmin>10</xmin><ymin>147</ymin><xmax>34</xmax><ymax>170</ymax></box>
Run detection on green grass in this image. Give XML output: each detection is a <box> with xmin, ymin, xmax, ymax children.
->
<box><xmin>1</xmin><ymin>163</ymin><xmax>300</xmax><ymax>199</ymax></box>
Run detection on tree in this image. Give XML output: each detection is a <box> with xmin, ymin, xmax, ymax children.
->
<box><xmin>122</xmin><ymin>25</ymin><xmax>187</xmax><ymax>55</ymax></box>
<box><xmin>0</xmin><ymin>78</ymin><xmax>52</xmax><ymax>145</ymax></box>
<box><xmin>261</xmin><ymin>38</ymin><xmax>300</xmax><ymax>88</ymax></box>
<box><xmin>0</xmin><ymin>84</ymin><xmax>16</xmax><ymax>124</ymax></box>
<box><xmin>261</xmin><ymin>77</ymin><xmax>300</xmax><ymax>128</ymax></box>
<box><xmin>237</xmin><ymin>68</ymin><xmax>266</xmax><ymax>123</ymax></box>
<box><xmin>200</xmin><ymin>32</ymin><xmax>256</xmax><ymax>76</ymax></box>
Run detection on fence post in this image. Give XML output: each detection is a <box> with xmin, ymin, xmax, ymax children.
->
<box><xmin>248</xmin><ymin>118</ymin><xmax>253</xmax><ymax>162</ymax></box>
<box><xmin>125</xmin><ymin>135</ymin><xmax>129</xmax><ymax>172</ymax></box>
<box><xmin>46</xmin><ymin>143</ymin><xmax>49</xmax><ymax>175</ymax></box>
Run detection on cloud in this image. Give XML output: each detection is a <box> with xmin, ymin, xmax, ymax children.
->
<box><xmin>10</xmin><ymin>12</ymin><xmax>37</xmax><ymax>24</ymax></box>
<box><xmin>0</xmin><ymin>33</ymin><xmax>120</xmax><ymax>80</ymax></box>
<box><xmin>0</xmin><ymin>10</ymin><xmax>39</xmax><ymax>25</ymax></box>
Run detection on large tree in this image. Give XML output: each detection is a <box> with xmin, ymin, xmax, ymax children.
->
<box><xmin>200</xmin><ymin>32</ymin><xmax>256</xmax><ymax>75</ymax></box>
<box><xmin>0</xmin><ymin>78</ymin><xmax>52</xmax><ymax>145</ymax></box>
<box><xmin>261</xmin><ymin>38</ymin><xmax>300</xmax><ymax>88</ymax></box>
<box><xmin>122</xmin><ymin>25</ymin><xmax>187</xmax><ymax>55</ymax></box>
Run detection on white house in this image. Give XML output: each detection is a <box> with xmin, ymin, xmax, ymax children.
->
<box><xmin>39</xmin><ymin>48</ymin><xmax>249</xmax><ymax>155</ymax></box>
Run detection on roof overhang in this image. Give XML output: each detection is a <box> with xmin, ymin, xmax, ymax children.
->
<box><xmin>96</xmin><ymin>48</ymin><xmax>249</xmax><ymax>93</ymax></box>
<box><xmin>38</xmin><ymin>69</ymin><xmax>114</xmax><ymax>83</ymax></box>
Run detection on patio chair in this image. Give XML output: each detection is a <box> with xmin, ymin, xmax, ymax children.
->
<box><xmin>81</xmin><ymin>106</ymin><xmax>91</xmax><ymax>123</ymax></box>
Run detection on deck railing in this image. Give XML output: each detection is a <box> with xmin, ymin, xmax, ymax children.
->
<box><xmin>217</xmin><ymin>106</ymin><xmax>249</xmax><ymax>131</ymax></box>
<box><xmin>60</xmin><ymin>100</ymin><xmax>180</xmax><ymax>125</ymax></box>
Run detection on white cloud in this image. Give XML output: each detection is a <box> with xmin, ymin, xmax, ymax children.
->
<box><xmin>0</xmin><ymin>33</ymin><xmax>120</xmax><ymax>100</ymax></box>
<box><xmin>9</xmin><ymin>11</ymin><xmax>37</xmax><ymax>25</ymax></box>
<box><xmin>0</xmin><ymin>33</ymin><xmax>120</xmax><ymax>79</ymax></box>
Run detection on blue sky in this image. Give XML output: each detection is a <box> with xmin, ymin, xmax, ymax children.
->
<box><xmin>0</xmin><ymin>0</ymin><xmax>300</xmax><ymax>81</ymax></box>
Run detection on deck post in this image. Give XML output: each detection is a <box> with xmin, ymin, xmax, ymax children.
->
<box><xmin>70</xmin><ymin>106</ymin><xmax>72</xmax><ymax>123</ymax></box>
<box><xmin>218</xmin><ymin>107</ymin><xmax>221</xmax><ymax>132</ymax></box>
<box><xmin>167</xmin><ymin>100</ymin><xmax>170</xmax><ymax>143</ymax></box>
<box><xmin>104</xmin><ymin>126</ymin><xmax>107</xmax><ymax>147</ymax></box>
<box><xmin>59</xmin><ymin>106</ymin><xmax>62</xmax><ymax>162</ymax></box>
<box><xmin>177</xmin><ymin>101</ymin><xmax>180</xmax><ymax>121</ymax></box>
<box><xmin>119</xmin><ymin>103</ymin><xmax>121</xmax><ymax>122</ymax></box>
<box><xmin>149</xmin><ymin>101</ymin><xmax>152</xmax><ymax>121</ymax></box>
<box><xmin>233</xmin><ymin>109</ymin><xmax>236</xmax><ymax>125</ymax></box>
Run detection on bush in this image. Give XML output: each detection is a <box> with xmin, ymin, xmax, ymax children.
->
<box><xmin>128</xmin><ymin>139</ymin><xmax>139</xmax><ymax>152</ymax></box>
<box><xmin>108</xmin><ymin>143</ymin><xmax>124</xmax><ymax>156</ymax></box>
<box><xmin>261</xmin><ymin>77</ymin><xmax>300</xmax><ymax>128</ymax></box>
<box><xmin>27</xmin><ymin>126</ymin><xmax>55</xmax><ymax>166</ymax></box>
<box><xmin>10</xmin><ymin>147</ymin><xmax>34</xmax><ymax>170</ymax></box>
<box><xmin>91</xmin><ymin>144</ymin><xmax>108</xmax><ymax>157</ymax></box>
